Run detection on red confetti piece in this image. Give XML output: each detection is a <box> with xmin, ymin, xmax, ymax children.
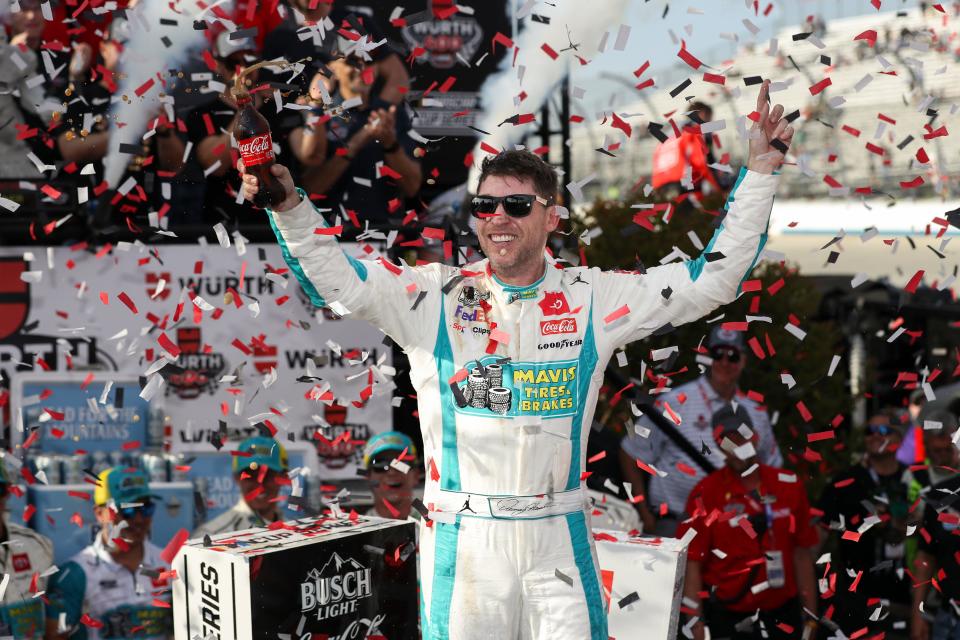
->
<box><xmin>135</xmin><ymin>78</ymin><xmax>155</xmax><ymax>97</ymax></box>
<box><xmin>633</xmin><ymin>61</ymin><xmax>650</xmax><ymax>77</ymax></box>
<box><xmin>703</xmin><ymin>73</ymin><xmax>726</xmax><ymax>85</ymax></box>
<box><xmin>796</xmin><ymin>401</ymin><xmax>813</xmax><ymax>422</ymax></box>
<box><xmin>677</xmin><ymin>41</ymin><xmax>703</xmax><ymax>69</ymax></box>
<box><xmin>314</xmin><ymin>225</ymin><xmax>344</xmax><ymax>236</ymax></box>
<box><xmin>900</xmin><ymin>176</ymin><xmax>924</xmax><ymax>189</ymax></box>
<box><xmin>160</xmin><ymin>528</ymin><xmax>190</xmax><ymax>564</ymax></box>
<box><xmin>809</xmin><ymin>77</ymin><xmax>832</xmax><ymax>95</ymax></box>
<box><xmin>854</xmin><ymin>30</ymin><xmax>877</xmax><ymax>46</ymax></box>
<box><xmin>604</xmin><ymin>305</ymin><xmax>630</xmax><ymax>324</ymax></box>
<box><xmin>157</xmin><ymin>332</ymin><xmax>180</xmax><ymax>359</ymax></box>
<box><xmin>808</xmin><ymin>430</ymin><xmax>836</xmax><ymax>442</ymax></box>
<box><xmin>43</xmin><ymin>408</ymin><xmax>65</xmax><ymax>421</ymax></box>
<box><xmin>40</xmin><ymin>184</ymin><xmax>62</xmax><ymax>199</ymax></box>
<box><xmin>22</xmin><ymin>505</ymin><xmax>35</xmax><ymax>523</ymax></box>
<box><xmin>117</xmin><ymin>292</ymin><xmax>138</xmax><ymax>315</ymax></box>
<box><xmin>80</xmin><ymin>614</ymin><xmax>103</xmax><ymax>629</ymax></box>
<box><xmin>904</xmin><ymin>270</ymin><xmax>924</xmax><ymax>294</ymax></box>
<box><xmin>676</xmin><ymin>462</ymin><xmax>697</xmax><ymax>476</ymax></box>
<box><xmin>916</xmin><ymin>148</ymin><xmax>930</xmax><ymax>163</ymax></box>
<box><xmin>541</xmin><ymin>43</ymin><xmax>559</xmax><ymax>59</ymax></box>
<box><xmin>121</xmin><ymin>440</ymin><xmax>142</xmax><ymax>451</ymax></box>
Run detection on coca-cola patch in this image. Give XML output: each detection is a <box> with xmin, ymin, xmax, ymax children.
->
<box><xmin>540</xmin><ymin>318</ymin><xmax>578</xmax><ymax>336</ymax></box>
<box><xmin>237</xmin><ymin>133</ymin><xmax>275</xmax><ymax>167</ymax></box>
<box><xmin>11</xmin><ymin>553</ymin><xmax>30</xmax><ymax>572</ymax></box>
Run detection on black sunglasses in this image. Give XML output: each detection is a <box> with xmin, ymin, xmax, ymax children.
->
<box><xmin>710</xmin><ymin>346</ymin><xmax>741</xmax><ymax>363</ymax></box>
<box><xmin>470</xmin><ymin>194</ymin><xmax>550</xmax><ymax>219</ymax></box>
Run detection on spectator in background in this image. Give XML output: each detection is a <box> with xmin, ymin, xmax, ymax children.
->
<box><xmin>362</xmin><ymin>431</ymin><xmax>422</xmax><ymax>521</ymax></box>
<box><xmin>54</xmin><ymin>17</ymin><xmax>185</xmax><ymax>229</ymax></box>
<box><xmin>619</xmin><ymin>326</ymin><xmax>783</xmax><ymax>536</ymax></box>
<box><xmin>678</xmin><ymin>406</ymin><xmax>818</xmax><ymax>640</ymax></box>
<box><xmin>0</xmin><ymin>0</ymin><xmax>63</xmax><ymax>178</ymax></box>
<box><xmin>898</xmin><ymin>389</ymin><xmax>928</xmax><ymax>466</ymax></box>
<box><xmin>911</xmin><ymin>471</ymin><xmax>960</xmax><ymax>640</ymax></box>
<box><xmin>816</xmin><ymin>409</ymin><xmax>915</xmax><ymax>637</ymax></box>
<box><xmin>297</xmin><ymin>50</ymin><xmax>421</xmax><ymax>225</ymax></box>
<box><xmin>262</xmin><ymin>0</ymin><xmax>409</xmax><ymax>104</ymax></box>
<box><xmin>0</xmin><ymin>462</ymin><xmax>54</xmax><ymax>639</ymax></box>
<box><xmin>45</xmin><ymin>467</ymin><xmax>171</xmax><ymax>640</ymax></box>
<box><xmin>193</xmin><ymin>436</ymin><xmax>290</xmax><ymax>538</ymax></box>
<box><xmin>651</xmin><ymin>100</ymin><xmax>726</xmax><ymax>199</ymax></box>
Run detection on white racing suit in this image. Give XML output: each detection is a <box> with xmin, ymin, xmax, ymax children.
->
<box><xmin>268</xmin><ymin>168</ymin><xmax>779</xmax><ymax>639</ymax></box>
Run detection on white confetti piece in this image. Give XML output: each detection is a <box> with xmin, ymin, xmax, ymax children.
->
<box><xmin>827</xmin><ymin>355</ymin><xmax>841</xmax><ymax>377</ymax></box>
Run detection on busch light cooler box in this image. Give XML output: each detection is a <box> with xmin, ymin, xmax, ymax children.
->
<box><xmin>173</xmin><ymin>515</ymin><xmax>417</xmax><ymax>640</ymax></box>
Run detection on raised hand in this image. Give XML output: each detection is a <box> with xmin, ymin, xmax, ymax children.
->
<box><xmin>237</xmin><ymin>159</ymin><xmax>299</xmax><ymax>212</ymax></box>
<box><xmin>747</xmin><ymin>79</ymin><xmax>794</xmax><ymax>174</ymax></box>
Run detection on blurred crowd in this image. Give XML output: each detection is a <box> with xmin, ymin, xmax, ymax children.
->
<box><xmin>0</xmin><ymin>0</ymin><xmax>424</xmax><ymax>237</ymax></box>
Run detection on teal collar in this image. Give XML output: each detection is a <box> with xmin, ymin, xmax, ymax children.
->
<box><xmin>491</xmin><ymin>260</ymin><xmax>548</xmax><ymax>293</ymax></box>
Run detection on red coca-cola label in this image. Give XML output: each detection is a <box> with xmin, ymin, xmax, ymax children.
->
<box><xmin>237</xmin><ymin>133</ymin><xmax>275</xmax><ymax>167</ymax></box>
<box><xmin>540</xmin><ymin>318</ymin><xmax>578</xmax><ymax>335</ymax></box>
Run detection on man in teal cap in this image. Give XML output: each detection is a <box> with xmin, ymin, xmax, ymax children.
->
<box><xmin>45</xmin><ymin>466</ymin><xmax>171</xmax><ymax>640</ymax></box>
<box><xmin>193</xmin><ymin>436</ymin><xmax>289</xmax><ymax>538</ymax></box>
<box><xmin>363</xmin><ymin>431</ymin><xmax>422</xmax><ymax>521</ymax></box>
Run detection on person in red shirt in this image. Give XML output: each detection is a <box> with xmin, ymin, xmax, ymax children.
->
<box><xmin>677</xmin><ymin>404</ymin><xmax>818</xmax><ymax>640</ymax></box>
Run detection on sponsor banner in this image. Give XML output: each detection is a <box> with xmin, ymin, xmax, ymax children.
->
<box><xmin>0</xmin><ymin>245</ymin><xmax>392</xmax><ymax>480</ymax></box>
<box><xmin>456</xmin><ymin>356</ymin><xmax>580</xmax><ymax>419</ymax></box>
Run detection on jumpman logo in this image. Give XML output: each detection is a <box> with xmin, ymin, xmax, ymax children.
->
<box><xmin>458</xmin><ymin>496</ymin><xmax>477</xmax><ymax>514</ymax></box>
<box><xmin>570</xmin><ymin>273</ymin><xmax>588</xmax><ymax>285</ymax></box>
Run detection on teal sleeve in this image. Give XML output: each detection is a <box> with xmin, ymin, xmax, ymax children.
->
<box><xmin>45</xmin><ymin>560</ymin><xmax>86</xmax><ymax>631</ymax></box>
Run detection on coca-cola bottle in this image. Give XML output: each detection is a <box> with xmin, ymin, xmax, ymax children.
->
<box><xmin>232</xmin><ymin>91</ymin><xmax>287</xmax><ymax>209</ymax></box>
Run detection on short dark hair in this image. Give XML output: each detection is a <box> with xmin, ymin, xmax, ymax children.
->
<box><xmin>477</xmin><ymin>150</ymin><xmax>559</xmax><ymax>202</ymax></box>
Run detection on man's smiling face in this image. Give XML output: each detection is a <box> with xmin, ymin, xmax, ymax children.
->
<box><xmin>475</xmin><ymin>174</ymin><xmax>558</xmax><ymax>279</ymax></box>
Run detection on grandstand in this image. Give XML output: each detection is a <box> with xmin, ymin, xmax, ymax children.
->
<box><xmin>571</xmin><ymin>6</ymin><xmax>960</xmax><ymax>202</ymax></box>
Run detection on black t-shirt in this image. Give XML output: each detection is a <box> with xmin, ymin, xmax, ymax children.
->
<box><xmin>319</xmin><ymin>95</ymin><xmax>416</xmax><ymax>224</ymax></box>
<box><xmin>816</xmin><ymin>463</ymin><xmax>912</xmax><ymax>600</ymax></box>
<box><xmin>919</xmin><ymin>474</ymin><xmax>960</xmax><ymax>601</ymax></box>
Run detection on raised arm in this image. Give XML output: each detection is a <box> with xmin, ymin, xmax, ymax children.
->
<box><xmin>595</xmin><ymin>80</ymin><xmax>793</xmax><ymax>348</ymax></box>
<box><xmin>241</xmin><ymin>162</ymin><xmax>439</xmax><ymax>349</ymax></box>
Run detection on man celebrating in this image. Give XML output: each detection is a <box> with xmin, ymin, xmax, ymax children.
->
<box><xmin>620</xmin><ymin>324</ymin><xmax>783</xmax><ymax>536</ymax></box>
<box><xmin>45</xmin><ymin>467</ymin><xmax>171</xmax><ymax>640</ymax></box>
<box><xmin>193</xmin><ymin>436</ymin><xmax>289</xmax><ymax>538</ymax></box>
<box><xmin>243</xmin><ymin>81</ymin><xmax>792</xmax><ymax>639</ymax></box>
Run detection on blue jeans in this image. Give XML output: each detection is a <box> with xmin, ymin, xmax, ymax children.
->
<box><xmin>934</xmin><ymin>609</ymin><xmax>960</xmax><ymax>640</ymax></box>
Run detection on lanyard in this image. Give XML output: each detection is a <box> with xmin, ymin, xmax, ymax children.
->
<box><xmin>696</xmin><ymin>380</ymin><xmax>716</xmax><ymax>417</ymax></box>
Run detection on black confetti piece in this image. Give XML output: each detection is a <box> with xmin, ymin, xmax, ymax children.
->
<box><xmin>595</xmin><ymin>147</ymin><xmax>617</xmax><ymax>157</ymax></box>
<box><xmin>827</xmin><ymin>251</ymin><xmax>839</xmax><ymax>264</ymax></box>
<box><xmin>897</xmin><ymin>135</ymin><xmax>914</xmax><ymax>150</ymax></box>
<box><xmin>450</xmin><ymin>382</ymin><xmax>468</xmax><ymax>408</ymax></box>
<box><xmin>945</xmin><ymin>206</ymin><xmax>960</xmax><ymax>229</ymax></box>
<box><xmin>662</xmin><ymin>3</ymin><xmax>669</xmax><ymax>18</ymax></box>
<box><xmin>118</xmin><ymin>143</ymin><xmax>143</xmax><ymax>155</ymax></box>
<box><xmin>928</xmin><ymin>245</ymin><xmax>946</xmax><ymax>259</ymax></box>
<box><xmin>160</xmin><ymin>36</ymin><xmax>172</xmax><ymax>48</ymax></box>
<box><xmin>784</xmin><ymin>110</ymin><xmax>800</xmax><ymax>123</ymax></box>
<box><xmin>669</xmin><ymin>78</ymin><xmax>691</xmax><ymax>98</ymax></box>
<box><xmin>787</xmin><ymin>55</ymin><xmax>802</xmax><ymax>73</ymax></box>
<box><xmin>647</xmin><ymin>122</ymin><xmax>668</xmax><ymax>143</ymax></box>
<box><xmin>743</xmin><ymin>76</ymin><xmax>763</xmax><ymax>86</ymax></box>
<box><xmin>412</xmin><ymin>498</ymin><xmax>430</xmax><ymax>520</ymax></box>
<box><xmin>618</xmin><ymin>592</ymin><xmax>641</xmax><ymax>608</ymax></box>
<box><xmin>402</xmin><ymin>10</ymin><xmax>433</xmax><ymax>26</ymax></box>
<box><xmin>705</xmin><ymin>251</ymin><xmax>725</xmax><ymax>262</ymax></box>
<box><xmin>411</xmin><ymin>290</ymin><xmax>427</xmax><ymax>310</ymax></box>
<box><xmin>467</xmin><ymin>125</ymin><xmax>492</xmax><ymax>136</ymax></box>
<box><xmin>792</xmin><ymin>32</ymin><xmax>811</xmax><ymax>41</ymax></box>
<box><xmin>652</xmin><ymin>323</ymin><xmax>676</xmax><ymax>337</ymax></box>
<box><xmin>531</xmin><ymin>14</ymin><xmax>551</xmax><ymax>24</ymax></box>
<box><xmin>193</xmin><ymin>20</ymin><xmax>208</xmax><ymax>30</ymax></box>
<box><xmin>229</xmin><ymin>27</ymin><xmax>258</xmax><ymax>40</ymax></box>
<box><xmin>258</xmin><ymin>248</ymin><xmax>267</xmax><ymax>261</ymax></box>
<box><xmin>442</xmin><ymin>275</ymin><xmax>465</xmax><ymax>294</ymax></box>
<box><xmin>160</xmin><ymin>18</ymin><xmax>178</xmax><ymax>26</ymax></box>
<box><xmin>820</xmin><ymin>55</ymin><xmax>831</xmax><ymax>65</ymax></box>
<box><xmin>906</xmin><ymin>236</ymin><xmax>916</xmax><ymax>250</ymax></box>
<box><xmin>203</xmin><ymin>534</ymin><xmax>212</xmax><ymax>547</ymax></box>
<box><xmin>661</xmin><ymin>286</ymin><xmax>672</xmax><ymax>299</ymax></box>
<box><xmin>770</xmin><ymin>138</ymin><xmax>789</xmax><ymax>154</ymax></box>
<box><xmin>555</xmin><ymin>569</ymin><xmax>574</xmax><ymax>586</ymax></box>
<box><xmin>21</xmin><ymin>320</ymin><xmax>38</xmax><ymax>333</ymax></box>
<box><xmin>114</xmin><ymin>387</ymin><xmax>124</xmax><ymax>409</ymax></box>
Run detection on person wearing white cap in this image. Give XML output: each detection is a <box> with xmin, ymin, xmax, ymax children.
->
<box><xmin>619</xmin><ymin>324</ymin><xmax>783</xmax><ymax>536</ymax></box>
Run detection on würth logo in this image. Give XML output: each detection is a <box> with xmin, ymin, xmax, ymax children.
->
<box><xmin>540</xmin><ymin>318</ymin><xmax>577</xmax><ymax>335</ymax></box>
